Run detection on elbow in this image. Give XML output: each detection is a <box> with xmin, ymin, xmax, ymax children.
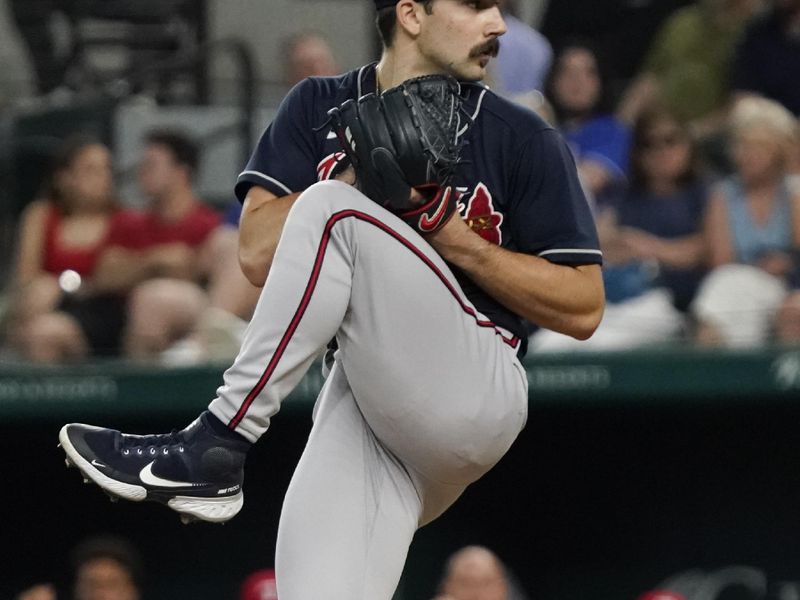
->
<box><xmin>238</xmin><ymin>248</ymin><xmax>269</xmax><ymax>287</ymax></box>
<box><xmin>569</xmin><ymin>309</ymin><xmax>603</xmax><ymax>341</ymax></box>
<box><xmin>564</xmin><ymin>298</ymin><xmax>605</xmax><ymax>341</ymax></box>
<box><xmin>568</xmin><ymin>278</ymin><xmax>606</xmax><ymax>340</ymax></box>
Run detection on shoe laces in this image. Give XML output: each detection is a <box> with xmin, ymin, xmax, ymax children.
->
<box><xmin>119</xmin><ymin>430</ymin><xmax>185</xmax><ymax>457</ymax></box>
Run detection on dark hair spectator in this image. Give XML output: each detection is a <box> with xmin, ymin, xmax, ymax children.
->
<box><xmin>15</xmin><ymin>535</ymin><xmax>143</xmax><ymax>600</ymax></box>
<box><xmin>87</xmin><ymin>128</ymin><xmax>258</xmax><ymax>365</ymax></box>
<box><xmin>86</xmin><ymin>129</ymin><xmax>222</xmax><ymax>361</ymax></box>
<box><xmin>144</xmin><ymin>129</ymin><xmax>200</xmax><ymax>178</ymax></box>
<box><xmin>544</xmin><ymin>40</ymin><xmax>631</xmax><ymax>202</ymax></box>
<box><xmin>3</xmin><ymin>135</ymin><xmax>138</xmax><ymax>362</ymax></box>
<box><xmin>611</xmin><ymin>107</ymin><xmax>707</xmax><ymax>311</ymax></box>
<box><xmin>629</xmin><ymin>108</ymin><xmax>701</xmax><ymax>190</ymax></box>
<box><xmin>531</xmin><ymin>108</ymin><xmax>707</xmax><ymax>351</ymax></box>
<box><xmin>45</xmin><ymin>134</ymin><xmax>113</xmax><ymax>211</ymax></box>
<box><xmin>70</xmin><ymin>535</ymin><xmax>144</xmax><ymax>596</ymax></box>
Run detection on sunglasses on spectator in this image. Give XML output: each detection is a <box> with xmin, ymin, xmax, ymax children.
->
<box><xmin>641</xmin><ymin>132</ymin><xmax>686</xmax><ymax>150</ymax></box>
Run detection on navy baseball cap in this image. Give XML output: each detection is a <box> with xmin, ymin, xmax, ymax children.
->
<box><xmin>374</xmin><ymin>0</ymin><xmax>399</xmax><ymax>8</ymax></box>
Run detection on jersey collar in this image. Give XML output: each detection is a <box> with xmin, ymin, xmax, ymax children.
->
<box><xmin>357</xmin><ymin>63</ymin><xmax>379</xmax><ymax>98</ymax></box>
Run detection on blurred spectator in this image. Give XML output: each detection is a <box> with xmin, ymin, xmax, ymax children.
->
<box><xmin>240</xmin><ymin>569</ymin><xmax>278</xmax><ymax>600</ymax></box>
<box><xmin>431</xmin><ymin>545</ymin><xmax>528</xmax><ymax>600</ymax></box>
<box><xmin>509</xmin><ymin>90</ymin><xmax>556</xmax><ymax>127</ymax></box>
<box><xmin>531</xmin><ymin>108</ymin><xmax>706</xmax><ymax>351</ymax></box>
<box><xmin>4</xmin><ymin>135</ymin><xmax>136</xmax><ymax>362</ymax></box>
<box><xmin>284</xmin><ymin>31</ymin><xmax>339</xmax><ymax>87</ymax></box>
<box><xmin>732</xmin><ymin>0</ymin><xmax>800</xmax><ymax>117</ymax></box>
<box><xmin>0</xmin><ymin>0</ymin><xmax>35</xmax><ymax>107</ymax></box>
<box><xmin>91</xmin><ymin>129</ymin><xmax>260</xmax><ymax>363</ymax></box>
<box><xmin>539</xmin><ymin>0</ymin><xmax>692</xmax><ymax>85</ymax></box>
<box><xmin>617</xmin><ymin>0</ymin><xmax>763</xmax><ymax>142</ymax></box>
<box><xmin>159</xmin><ymin>200</ymin><xmax>262</xmax><ymax>365</ymax></box>
<box><xmin>489</xmin><ymin>0</ymin><xmax>552</xmax><ymax>96</ymax></box>
<box><xmin>692</xmin><ymin>97</ymin><xmax>800</xmax><ymax>347</ymax></box>
<box><xmin>545</xmin><ymin>41</ymin><xmax>630</xmax><ymax>202</ymax></box>
<box><xmin>89</xmin><ymin>128</ymin><xmax>222</xmax><ymax>360</ymax></box>
<box><xmin>8</xmin><ymin>0</ymin><xmax>70</xmax><ymax>95</ymax></box>
<box><xmin>16</xmin><ymin>535</ymin><xmax>143</xmax><ymax>600</ymax></box>
<box><xmin>605</xmin><ymin>108</ymin><xmax>708</xmax><ymax>312</ymax></box>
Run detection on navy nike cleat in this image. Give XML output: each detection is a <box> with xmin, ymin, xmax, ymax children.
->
<box><xmin>59</xmin><ymin>411</ymin><xmax>250</xmax><ymax>523</ymax></box>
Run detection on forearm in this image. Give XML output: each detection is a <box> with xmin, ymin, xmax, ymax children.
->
<box><xmin>238</xmin><ymin>189</ymin><xmax>301</xmax><ymax>286</ymax></box>
<box><xmin>617</xmin><ymin>73</ymin><xmax>660</xmax><ymax>124</ymax></box>
<box><xmin>91</xmin><ymin>249</ymin><xmax>154</xmax><ymax>293</ymax></box>
<box><xmin>428</xmin><ymin>218</ymin><xmax>604</xmax><ymax>339</ymax></box>
<box><xmin>652</xmin><ymin>234</ymin><xmax>705</xmax><ymax>269</ymax></box>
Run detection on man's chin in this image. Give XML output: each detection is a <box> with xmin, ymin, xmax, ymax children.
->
<box><xmin>448</xmin><ymin>63</ymin><xmax>487</xmax><ymax>83</ymax></box>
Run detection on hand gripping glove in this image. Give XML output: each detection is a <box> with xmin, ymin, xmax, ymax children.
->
<box><xmin>327</xmin><ymin>74</ymin><xmax>466</xmax><ymax>234</ymax></box>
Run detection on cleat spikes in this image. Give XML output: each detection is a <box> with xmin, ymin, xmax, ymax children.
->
<box><xmin>82</xmin><ymin>477</ymin><xmax>91</xmax><ymax>484</ymax></box>
<box><xmin>65</xmin><ymin>458</ymin><xmax>72</xmax><ymax>468</ymax></box>
<box><xmin>180</xmin><ymin>514</ymin><xmax>196</xmax><ymax>525</ymax></box>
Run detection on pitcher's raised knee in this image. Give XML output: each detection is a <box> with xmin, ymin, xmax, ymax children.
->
<box><xmin>292</xmin><ymin>180</ymin><xmax>379</xmax><ymax>218</ymax></box>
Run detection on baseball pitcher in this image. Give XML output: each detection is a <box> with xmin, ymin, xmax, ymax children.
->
<box><xmin>59</xmin><ymin>1</ymin><xmax>605</xmax><ymax>598</ymax></box>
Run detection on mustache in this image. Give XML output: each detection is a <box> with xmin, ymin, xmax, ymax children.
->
<box><xmin>469</xmin><ymin>38</ymin><xmax>500</xmax><ymax>58</ymax></box>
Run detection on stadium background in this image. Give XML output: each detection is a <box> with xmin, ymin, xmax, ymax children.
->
<box><xmin>1</xmin><ymin>1</ymin><xmax>800</xmax><ymax>599</ymax></box>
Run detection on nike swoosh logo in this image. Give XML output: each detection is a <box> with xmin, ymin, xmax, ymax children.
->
<box><xmin>419</xmin><ymin>188</ymin><xmax>451</xmax><ymax>232</ymax></box>
<box><xmin>91</xmin><ymin>459</ymin><xmax>107</xmax><ymax>468</ymax></box>
<box><xmin>139</xmin><ymin>461</ymin><xmax>204</xmax><ymax>488</ymax></box>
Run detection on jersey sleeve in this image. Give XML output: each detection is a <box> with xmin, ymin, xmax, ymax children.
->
<box><xmin>509</xmin><ymin>128</ymin><xmax>602</xmax><ymax>265</ymax></box>
<box><xmin>235</xmin><ymin>79</ymin><xmax>320</xmax><ymax>202</ymax></box>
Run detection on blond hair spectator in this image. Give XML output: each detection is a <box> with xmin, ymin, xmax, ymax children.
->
<box><xmin>692</xmin><ymin>97</ymin><xmax>800</xmax><ymax>346</ymax></box>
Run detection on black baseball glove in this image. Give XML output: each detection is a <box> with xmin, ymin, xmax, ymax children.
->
<box><xmin>327</xmin><ymin>74</ymin><xmax>466</xmax><ymax>233</ymax></box>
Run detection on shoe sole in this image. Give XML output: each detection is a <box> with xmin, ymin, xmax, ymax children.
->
<box><xmin>59</xmin><ymin>425</ymin><xmax>243</xmax><ymax>523</ymax></box>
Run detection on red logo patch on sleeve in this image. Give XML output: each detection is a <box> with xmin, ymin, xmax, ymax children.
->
<box><xmin>317</xmin><ymin>152</ymin><xmax>347</xmax><ymax>181</ymax></box>
<box><xmin>462</xmin><ymin>183</ymin><xmax>503</xmax><ymax>245</ymax></box>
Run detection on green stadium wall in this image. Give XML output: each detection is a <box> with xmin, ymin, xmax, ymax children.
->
<box><xmin>3</xmin><ymin>348</ymin><xmax>800</xmax><ymax>599</ymax></box>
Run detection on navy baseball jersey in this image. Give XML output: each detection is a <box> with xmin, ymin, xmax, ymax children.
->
<box><xmin>236</xmin><ymin>64</ymin><xmax>602</xmax><ymax>352</ymax></box>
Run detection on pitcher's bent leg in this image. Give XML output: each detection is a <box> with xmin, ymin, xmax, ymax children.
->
<box><xmin>276</xmin><ymin>362</ymin><xmax>423</xmax><ymax>600</ymax></box>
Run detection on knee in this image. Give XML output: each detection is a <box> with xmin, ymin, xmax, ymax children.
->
<box><xmin>12</xmin><ymin>274</ymin><xmax>62</xmax><ymax>320</ymax></box>
<box><xmin>291</xmin><ymin>180</ymin><xmax>373</xmax><ymax>219</ymax></box>
<box><xmin>20</xmin><ymin>312</ymin><xmax>88</xmax><ymax>363</ymax></box>
<box><xmin>127</xmin><ymin>278</ymin><xmax>208</xmax><ymax>337</ymax></box>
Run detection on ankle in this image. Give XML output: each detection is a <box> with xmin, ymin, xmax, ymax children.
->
<box><xmin>200</xmin><ymin>411</ymin><xmax>252</xmax><ymax>445</ymax></box>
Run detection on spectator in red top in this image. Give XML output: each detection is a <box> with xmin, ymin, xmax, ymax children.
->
<box><xmin>91</xmin><ymin>129</ymin><xmax>256</xmax><ymax>360</ymax></box>
<box><xmin>5</xmin><ymin>135</ymin><xmax>136</xmax><ymax>362</ymax></box>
